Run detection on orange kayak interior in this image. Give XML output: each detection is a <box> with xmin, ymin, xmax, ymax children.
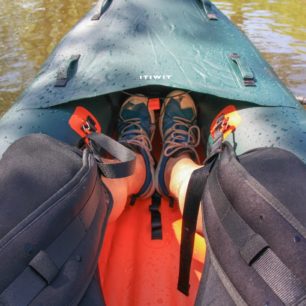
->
<box><xmin>98</xmin><ymin>128</ymin><xmax>206</xmax><ymax>306</ymax></box>
<box><xmin>99</xmin><ymin>197</ymin><xmax>206</xmax><ymax>306</ymax></box>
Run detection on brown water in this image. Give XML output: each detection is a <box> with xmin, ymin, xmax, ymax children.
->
<box><xmin>0</xmin><ymin>0</ymin><xmax>306</xmax><ymax>115</ymax></box>
<box><xmin>215</xmin><ymin>0</ymin><xmax>306</xmax><ymax>97</ymax></box>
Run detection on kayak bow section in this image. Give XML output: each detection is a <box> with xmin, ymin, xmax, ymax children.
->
<box><xmin>14</xmin><ymin>0</ymin><xmax>299</xmax><ymax>110</ymax></box>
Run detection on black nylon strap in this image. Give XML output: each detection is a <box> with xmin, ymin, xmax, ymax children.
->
<box><xmin>253</xmin><ymin>248</ymin><xmax>306</xmax><ymax>305</ymax></box>
<box><xmin>149</xmin><ymin>193</ymin><xmax>162</xmax><ymax>240</ymax></box>
<box><xmin>87</xmin><ymin>133</ymin><xmax>136</xmax><ymax>179</ymax></box>
<box><xmin>177</xmin><ymin>166</ymin><xmax>210</xmax><ymax>296</ymax></box>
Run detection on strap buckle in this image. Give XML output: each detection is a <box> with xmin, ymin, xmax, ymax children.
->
<box><xmin>208</xmin><ymin>115</ymin><xmax>229</xmax><ymax>157</ymax></box>
<box><xmin>82</xmin><ymin>116</ymin><xmax>98</xmax><ymax>134</ymax></box>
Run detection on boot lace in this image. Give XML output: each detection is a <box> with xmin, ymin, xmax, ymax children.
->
<box><xmin>119</xmin><ymin>118</ymin><xmax>153</xmax><ymax>155</ymax></box>
<box><xmin>164</xmin><ymin>117</ymin><xmax>200</xmax><ymax>160</ymax></box>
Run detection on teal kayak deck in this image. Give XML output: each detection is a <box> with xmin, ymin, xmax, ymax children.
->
<box><xmin>1</xmin><ymin>0</ymin><xmax>305</xmax><ymax>161</ymax></box>
<box><xmin>13</xmin><ymin>0</ymin><xmax>300</xmax><ymax>110</ymax></box>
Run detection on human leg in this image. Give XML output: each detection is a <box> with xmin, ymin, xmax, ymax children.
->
<box><xmin>156</xmin><ymin>90</ymin><xmax>203</xmax><ymax>231</ymax></box>
<box><xmin>103</xmin><ymin>95</ymin><xmax>155</xmax><ymax>222</ymax></box>
<box><xmin>103</xmin><ymin>153</ymin><xmax>147</xmax><ymax>222</ymax></box>
<box><xmin>165</xmin><ymin>154</ymin><xmax>203</xmax><ymax>232</ymax></box>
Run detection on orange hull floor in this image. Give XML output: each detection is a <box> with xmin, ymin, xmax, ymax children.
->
<box><xmin>99</xmin><ymin>197</ymin><xmax>206</xmax><ymax>306</ymax></box>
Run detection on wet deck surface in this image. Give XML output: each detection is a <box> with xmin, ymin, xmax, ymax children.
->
<box><xmin>0</xmin><ymin>0</ymin><xmax>306</xmax><ymax>115</ymax></box>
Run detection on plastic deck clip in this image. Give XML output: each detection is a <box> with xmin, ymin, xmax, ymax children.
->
<box><xmin>55</xmin><ymin>54</ymin><xmax>80</xmax><ymax>87</ymax></box>
<box><xmin>229</xmin><ymin>53</ymin><xmax>256</xmax><ymax>87</ymax></box>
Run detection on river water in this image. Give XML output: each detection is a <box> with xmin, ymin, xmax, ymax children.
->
<box><xmin>0</xmin><ymin>0</ymin><xmax>305</xmax><ymax>115</ymax></box>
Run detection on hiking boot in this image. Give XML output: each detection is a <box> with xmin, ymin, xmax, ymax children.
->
<box><xmin>118</xmin><ymin>95</ymin><xmax>155</xmax><ymax>199</ymax></box>
<box><xmin>155</xmin><ymin>90</ymin><xmax>200</xmax><ymax>198</ymax></box>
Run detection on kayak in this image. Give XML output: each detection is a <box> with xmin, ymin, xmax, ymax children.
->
<box><xmin>1</xmin><ymin>0</ymin><xmax>306</xmax><ymax>305</ymax></box>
